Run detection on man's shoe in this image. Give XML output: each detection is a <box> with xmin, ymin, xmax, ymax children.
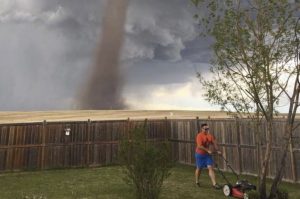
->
<box><xmin>196</xmin><ymin>182</ymin><xmax>200</xmax><ymax>187</ymax></box>
<box><xmin>213</xmin><ymin>183</ymin><xmax>222</xmax><ymax>189</ymax></box>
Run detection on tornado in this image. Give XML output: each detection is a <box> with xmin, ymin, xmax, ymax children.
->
<box><xmin>79</xmin><ymin>0</ymin><xmax>129</xmax><ymax>110</ymax></box>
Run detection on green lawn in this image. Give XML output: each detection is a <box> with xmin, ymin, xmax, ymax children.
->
<box><xmin>0</xmin><ymin>165</ymin><xmax>299</xmax><ymax>199</ymax></box>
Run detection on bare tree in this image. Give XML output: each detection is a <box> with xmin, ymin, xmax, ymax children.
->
<box><xmin>190</xmin><ymin>0</ymin><xmax>300</xmax><ymax>198</ymax></box>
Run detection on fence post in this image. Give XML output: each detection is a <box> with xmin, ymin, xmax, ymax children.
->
<box><xmin>170</xmin><ymin>118</ymin><xmax>174</xmax><ymax>141</ymax></box>
<box><xmin>289</xmin><ymin>137</ymin><xmax>297</xmax><ymax>182</ymax></box>
<box><xmin>236</xmin><ymin>118</ymin><xmax>242</xmax><ymax>174</ymax></box>
<box><xmin>126</xmin><ymin>118</ymin><xmax>130</xmax><ymax>140</ymax></box>
<box><xmin>221</xmin><ymin>122</ymin><xmax>227</xmax><ymax>170</ymax></box>
<box><xmin>6</xmin><ymin>125</ymin><xmax>15</xmax><ymax>171</ymax></box>
<box><xmin>196</xmin><ymin>117</ymin><xmax>200</xmax><ymax>133</ymax></box>
<box><xmin>170</xmin><ymin>118</ymin><xmax>177</xmax><ymax>162</ymax></box>
<box><xmin>87</xmin><ymin>119</ymin><xmax>91</xmax><ymax>167</ymax></box>
<box><xmin>41</xmin><ymin>120</ymin><xmax>47</xmax><ymax>170</ymax></box>
<box><xmin>165</xmin><ymin>117</ymin><xmax>169</xmax><ymax>140</ymax></box>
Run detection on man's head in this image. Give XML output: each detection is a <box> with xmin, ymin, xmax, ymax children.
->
<box><xmin>201</xmin><ymin>123</ymin><xmax>209</xmax><ymax>134</ymax></box>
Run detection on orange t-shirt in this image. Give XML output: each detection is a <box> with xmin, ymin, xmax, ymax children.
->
<box><xmin>195</xmin><ymin>132</ymin><xmax>215</xmax><ymax>155</ymax></box>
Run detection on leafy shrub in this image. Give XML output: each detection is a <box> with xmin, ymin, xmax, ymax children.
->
<box><xmin>118</xmin><ymin>125</ymin><xmax>173</xmax><ymax>199</ymax></box>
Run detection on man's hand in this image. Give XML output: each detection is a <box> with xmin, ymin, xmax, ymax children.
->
<box><xmin>207</xmin><ymin>150</ymin><xmax>212</xmax><ymax>155</ymax></box>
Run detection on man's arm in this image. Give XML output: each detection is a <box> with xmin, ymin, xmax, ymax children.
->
<box><xmin>197</xmin><ymin>144</ymin><xmax>212</xmax><ymax>154</ymax></box>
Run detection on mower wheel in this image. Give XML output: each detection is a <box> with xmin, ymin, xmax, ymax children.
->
<box><xmin>243</xmin><ymin>193</ymin><xmax>249</xmax><ymax>199</ymax></box>
<box><xmin>223</xmin><ymin>184</ymin><xmax>232</xmax><ymax>197</ymax></box>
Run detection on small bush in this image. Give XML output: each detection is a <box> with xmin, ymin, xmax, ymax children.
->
<box><xmin>118</xmin><ymin>125</ymin><xmax>173</xmax><ymax>199</ymax></box>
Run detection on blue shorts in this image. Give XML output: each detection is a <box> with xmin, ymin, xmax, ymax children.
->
<box><xmin>195</xmin><ymin>153</ymin><xmax>214</xmax><ymax>169</ymax></box>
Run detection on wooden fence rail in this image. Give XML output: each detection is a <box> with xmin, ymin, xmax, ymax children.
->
<box><xmin>0</xmin><ymin>118</ymin><xmax>299</xmax><ymax>183</ymax></box>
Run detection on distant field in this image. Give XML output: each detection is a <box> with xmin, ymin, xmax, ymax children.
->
<box><xmin>0</xmin><ymin>110</ymin><xmax>295</xmax><ymax>124</ymax></box>
<box><xmin>0</xmin><ymin>110</ymin><xmax>232</xmax><ymax>124</ymax></box>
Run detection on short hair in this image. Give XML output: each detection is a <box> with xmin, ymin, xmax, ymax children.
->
<box><xmin>201</xmin><ymin>123</ymin><xmax>208</xmax><ymax>128</ymax></box>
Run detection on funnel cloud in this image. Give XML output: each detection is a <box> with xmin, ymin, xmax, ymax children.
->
<box><xmin>0</xmin><ymin>0</ymin><xmax>213</xmax><ymax>111</ymax></box>
<box><xmin>78</xmin><ymin>0</ymin><xmax>129</xmax><ymax>110</ymax></box>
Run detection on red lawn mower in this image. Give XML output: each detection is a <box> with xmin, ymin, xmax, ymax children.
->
<box><xmin>215</xmin><ymin>154</ymin><xmax>256</xmax><ymax>199</ymax></box>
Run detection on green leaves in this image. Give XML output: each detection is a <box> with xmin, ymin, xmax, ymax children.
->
<box><xmin>118</xmin><ymin>126</ymin><xmax>173</xmax><ymax>199</ymax></box>
<box><xmin>191</xmin><ymin>0</ymin><xmax>299</xmax><ymax>116</ymax></box>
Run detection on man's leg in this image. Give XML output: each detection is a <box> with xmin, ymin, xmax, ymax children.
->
<box><xmin>207</xmin><ymin>166</ymin><xmax>216</xmax><ymax>185</ymax></box>
<box><xmin>195</xmin><ymin>153</ymin><xmax>202</xmax><ymax>186</ymax></box>
<box><xmin>208</xmin><ymin>165</ymin><xmax>222</xmax><ymax>189</ymax></box>
<box><xmin>195</xmin><ymin>168</ymin><xmax>201</xmax><ymax>184</ymax></box>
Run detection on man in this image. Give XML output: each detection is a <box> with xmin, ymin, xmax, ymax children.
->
<box><xmin>195</xmin><ymin>123</ymin><xmax>222</xmax><ymax>189</ymax></box>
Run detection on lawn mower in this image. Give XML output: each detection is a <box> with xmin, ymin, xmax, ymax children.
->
<box><xmin>215</xmin><ymin>154</ymin><xmax>256</xmax><ymax>199</ymax></box>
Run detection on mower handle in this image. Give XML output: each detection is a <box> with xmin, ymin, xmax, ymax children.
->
<box><xmin>214</xmin><ymin>153</ymin><xmax>240</xmax><ymax>181</ymax></box>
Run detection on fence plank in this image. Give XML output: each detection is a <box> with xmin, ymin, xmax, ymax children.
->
<box><xmin>236</xmin><ymin>119</ymin><xmax>242</xmax><ymax>174</ymax></box>
<box><xmin>87</xmin><ymin>119</ymin><xmax>91</xmax><ymax>166</ymax></box>
<box><xmin>290</xmin><ymin>137</ymin><xmax>297</xmax><ymax>182</ymax></box>
<box><xmin>221</xmin><ymin>122</ymin><xmax>227</xmax><ymax>170</ymax></box>
<box><xmin>41</xmin><ymin>120</ymin><xmax>46</xmax><ymax>170</ymax></box>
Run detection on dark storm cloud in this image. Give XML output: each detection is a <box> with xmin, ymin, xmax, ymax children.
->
<box><xmin>124</xmin><ymin>60</ymin><xmax>195</xmax><ymax>85</ymax></box>
<box><xmin>122</xmin><ymin>0</ymin><xmax>202</xmax><ymax>62</ymax></box>
<box><xmin>0</xmin><ymin>0</ymin><xmax>211</xmax><ymax>110</ymax></box>
<box><xmin>0</xmin><ymin>0</ymin><xmax>105</xmax><ymax>110</ymax></box>
<box><xmin>122</xmin><ymin>0</ymin><xmax>212</xmax><ymax>87</ymax></box>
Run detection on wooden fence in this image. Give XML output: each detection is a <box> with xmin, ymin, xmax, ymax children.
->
<box><xmin>0</xmin><ymin>118</ymin><xmax>299</xmax><ymax>183</ymax></box>
<box><xmin>169</xmin><ymin>118</ymin><xmax>300</xmax><ymax>183</ymax></box>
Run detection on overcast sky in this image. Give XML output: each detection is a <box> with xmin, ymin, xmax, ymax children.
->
<box><xmin>0</xmin><ymin>0</ymin><xmax>219</xmax><ymax>111</ymax></box>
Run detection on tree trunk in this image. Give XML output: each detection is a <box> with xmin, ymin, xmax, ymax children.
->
<box><xmin>259</xmin><ymin>120</ymin><xmax>273</xmax><ymax>199</ymax></box>
<box><xmin>268</xmin><ymin>147</ymin><xmax>288</xmax><ymax>199</ymax></box>
<box><xmin>255</xmin><ymin>110</ymin><xmax>262</xmax><ymax>187</ymax></box>
<box><xmin>268</xmin><ymin>124</ymin><xmax>292</xmax><ymax>199</ymax></box>
<box><xmin>259</xmin><ymin>146</ymin><xmax>269</xmax><ymax>199</ymax></box>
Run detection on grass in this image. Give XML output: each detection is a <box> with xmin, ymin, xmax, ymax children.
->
<box><xmin>0</xmin><ymin>164</ymin><xmax>299</xmax><ymax>199</ymax></box>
